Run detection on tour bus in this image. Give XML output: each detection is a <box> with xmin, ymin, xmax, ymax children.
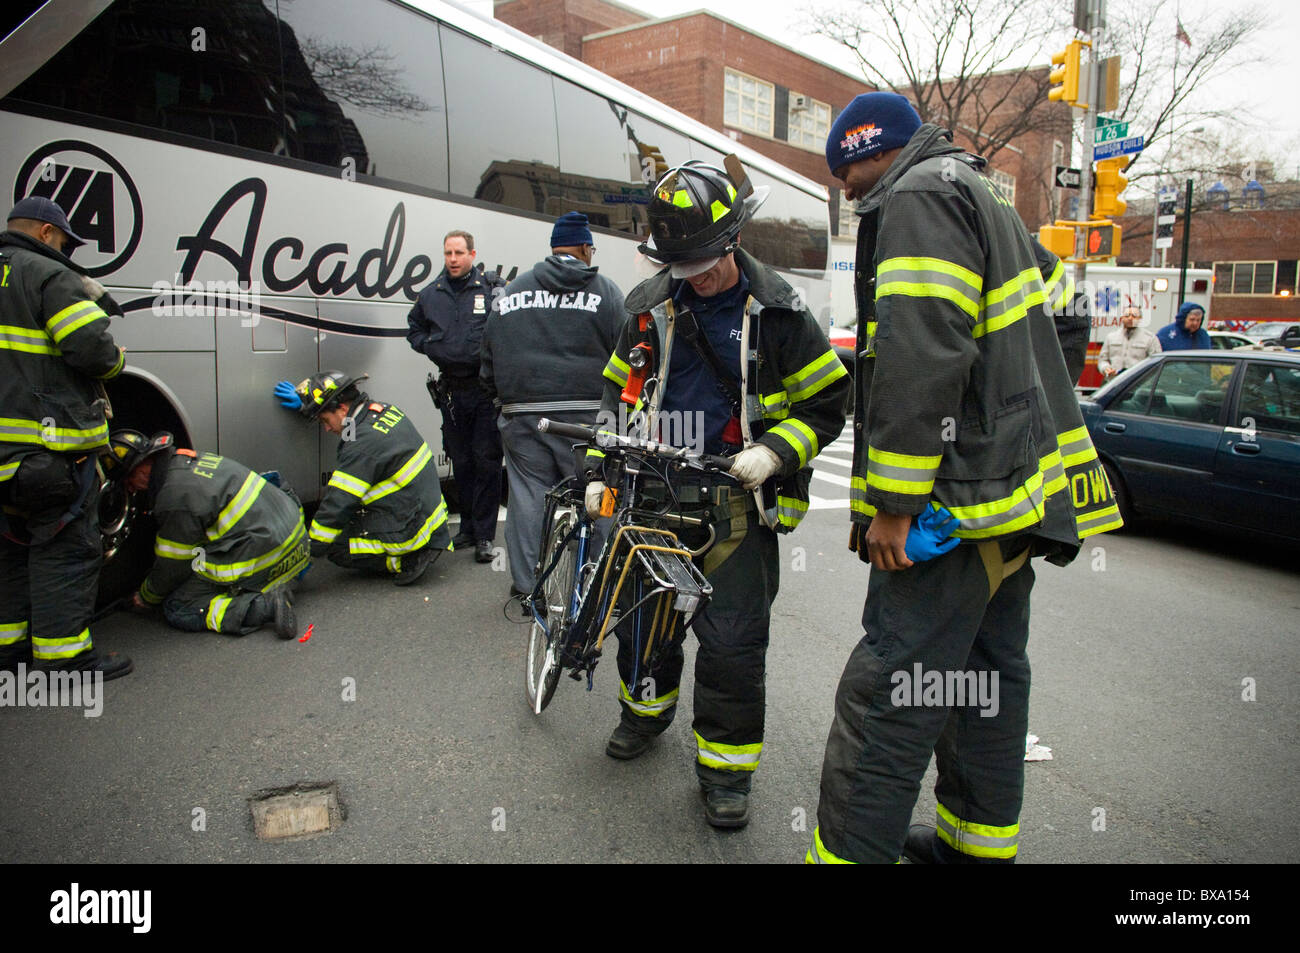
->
<box><xmin>0</xmin><ymin>0</ymin><xmax>833</xmax><ymax>567</ymax></box>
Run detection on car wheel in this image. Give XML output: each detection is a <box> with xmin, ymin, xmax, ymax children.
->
<box><xmin>1102</xmin><ymin>460</ymin><xmax>1136</xmax><ymax>530</ymax></box>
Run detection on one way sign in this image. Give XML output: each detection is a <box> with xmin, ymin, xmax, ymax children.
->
<box><xmin>1054</xmin><ymin>166</ymin><xmax>1082</xmax><ymax>189</ymax></box>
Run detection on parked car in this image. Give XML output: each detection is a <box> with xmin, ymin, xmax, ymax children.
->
<box><xmin>1081</xmin><ymin>350</ymin><xmax>1300</xmax><ymax>542</ymax></box>
<box><xmin>1208</xmin><ymin>331</ymin><xmax>1254</xmax><ymax>350</ymax></box>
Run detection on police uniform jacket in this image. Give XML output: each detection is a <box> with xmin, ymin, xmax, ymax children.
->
<box><xmin>850</xmin><ymin>124</ymin><xmax>1122</xmax><ymax>564</ymax></box>
<box><xmin>139</xmin><ymin>451</ymin><xmax>307</xmax><ymax>604</ymax></box>
<box><xmin>308</xmin><ymin>399</ymin><xmax>450</xmax><ymax>557</ymax></box>
<box><xmin>406</xmin><ymin>264</ymin><xmax>506</xmax><ymax>380</ymax></box>
<box><xmin>596</xmin><ymin>248</ymin><xmax>850</xmax><ymax>532</ymax></box>
<box><xmin>0</xmin><ymin>230</ymin><xmax>123</xmax><ymax>482</ymax></box>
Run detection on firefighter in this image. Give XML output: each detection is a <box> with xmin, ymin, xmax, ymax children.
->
<box><xmin>585</xmin><ymin>157</ymin><xmax>850</xmax><ymax>828</ymax></box>
<box><xmin>109</xmin><ymin>431</ymin><xmax>305</xmax><ymax>639</ymax></box>
<box><xmin>807</xmin><ymin>92</ymin><xmax>1122</xmax><ymax>864</ymax></box>
<box><xmin>0</xmin><ymin>197</ymin><xmax>131</xmax><ymax>679</ymax></box>
<box><xmin>273</xmin><ymin>370</ymin><xmax>451</xmax><ymax>585</ymax></box>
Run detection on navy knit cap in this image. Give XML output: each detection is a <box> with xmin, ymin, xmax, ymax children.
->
<box><xmin>825</xmin><ymin>92</ymin><xmax>923</xmax><ymax>175</ymax></box>
<box><xmin>550</xmin><ymin>211</ymin><xmax>593</xmax><ymax>248</ymax></box>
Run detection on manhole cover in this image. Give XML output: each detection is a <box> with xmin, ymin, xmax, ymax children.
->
<box><xmin>249</xmin><ymin>782</ymin><xmax>344</xmax><ymax>842</ymax></box>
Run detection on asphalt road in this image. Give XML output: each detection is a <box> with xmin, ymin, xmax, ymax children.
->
<box><xmin>3</xmin><ymin>454</ymin><xmax>1298</xmax><ymax>864</ymax></box>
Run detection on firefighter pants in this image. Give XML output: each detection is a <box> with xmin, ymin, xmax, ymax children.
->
<box><xmin>0</xmin><ymin>476</ymin><xmax>102</xmax><ymax>668</ymax></box>
<box><xmin>322</xmin><ymin>540</ymin><xmax>440</xmax><ymax>577</ymax></box>
<box><xmin>613</xmin><ymin>504</ymin><xmax>779</xmax><ymax>794</ymax></box>
<box><xmin>442</xmin><ymin>385</ymin><xmax>502</xmax><ymax>543</ymax></box>
<box><xmin>161</xmin><ymin>538</ymin><xmax>309</xmax><ymax>635</ymax></box>
<box><xmin>809</xmin><ymin>541</ymin><xmax>1034</xmax><ymax>863</ymax></box>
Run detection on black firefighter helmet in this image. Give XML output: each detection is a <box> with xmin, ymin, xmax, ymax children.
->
<box><xmin>295</xmin><ymin>370</ymin><xmax>369</xmax><ymax>420</ymax></box>
<box><xmin>102</xmin><ymin>429</ymin><xmax>175</xmax><ymax>482</ymax></box>
<box><xmin>638</xmin><ymin>155</ymin><xmax>769</xmax><ymax>274</ymax></box>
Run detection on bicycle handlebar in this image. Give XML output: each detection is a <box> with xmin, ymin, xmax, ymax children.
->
<box><xmin>538</xmin><ymin>418</ymin><xmax>734</xmax><ymax>474</ymax></box>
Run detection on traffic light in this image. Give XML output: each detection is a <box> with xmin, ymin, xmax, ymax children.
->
<box><xmin>1093</xmin><ymin>156</ymin><xmax>1130</xmax><ymax>219</ymax></box>
<box><xmin>1085</xmin><ymin>223</ymin><xmax>1121</xmax><ymax>258</ymax></box>
<box><xmin>1049</xmin><ymin>40</ymin><xmax>1082</xmax><ymax>105</ymax></box>
<box><xmin>1038</xmin><ymin>224</ymin><xmax>1074</xmax><ymax>259</ymax></box>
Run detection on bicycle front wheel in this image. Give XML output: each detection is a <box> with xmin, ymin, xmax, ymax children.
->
<box><xmin>525</xmin><ymin>507</ymin><xmax>578</xmax><ymax>714</ymax></box>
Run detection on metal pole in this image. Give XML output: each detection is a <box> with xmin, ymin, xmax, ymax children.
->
<box><xmin>1073</xmin><ymin>28</ymin><xmax>1100</xmax><ymax>287</ymax></box>
<box><xmin>1150</xmin><ymin>194</ymin><xmax>1159</xmax><ymax>267</ymax></box>
<box><xmin>1177</xmin><ymin>178</ymin><xmax>1192</xmax><ymax>303</ymax></box>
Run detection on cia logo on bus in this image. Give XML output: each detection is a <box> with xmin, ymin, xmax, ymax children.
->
<box><xmin>13</xmin><ymin>140</ymin><xmax>143</xmax><ymax>278</ymax></box>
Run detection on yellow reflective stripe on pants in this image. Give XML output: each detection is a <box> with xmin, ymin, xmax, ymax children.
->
<box><xmin>206</xmin><ymin>594</ymin><xmax>235</xmax><ymax>632</ymax></box>
<box><xmin>0</xmin><ymin>621</ymin><xmax>30</xmax><ymax>646</ymax></box>
<box><xmin>618</xmin><ymin>678</ymin><xmax>679</xmax><ymax>716</ymax></box>
<box><xmin>603</xmin><ymin>353</ymin><xmax>630</xmax><ymax>388</ymax></box>
<box><xmin>363</xmin><ymin>443</ymin><xmax>432</xmax><ymax>503</ymax></box>
<box><xmin>328</xmin><ymin>469</ymin><xmax>371</xmax><ymax>499</ymax></box>
<box><xmin>766</xmin><ymin>418</ymin><xmax>817</xmax><ymax>468</ymax></box>
<box><xmin>310</xmin><ymin>519</ymin><xmax>342</xmax><ymax>543</ymax></box>
<box><xmin>154</xmin><ymin>536</ymin><xmax>194</xmax><ymax>560</ymax></box>
<box><xmin>936</xmin><ymin>802</ymin><xmax>1019</xmax><ymax>859</ymax></box>
<box><xmin>139</xmin><ymin>576</ymin><xmax>164</xmax><ymax>605</ymax></box>
<box><xmin>973</xmin><ymin>267</ymin><xmax>1045</xmax><ymax>338</ymax></box>
<box><xmin>32</xmin><ymin>627</ymin><xmax>93</xmax><ymax>660</ymax></box>
<box><xmin>805</xmin><ymin>826</ymin><xmax>855</xmax><ymax>864</ymax></box>
<box><xmin>694</xmin><ymin>731</ymin><xmax>761</xmax><ymax>771</ymax></box>
<box><xmin>346</xmin><ymin>500</ymin><xmax>448</xmax><ymax>556</ymax></box>
<box><xmin>876</xmin><ymin>256</ymin><xmax>982</xmax><ymax>319</ymax></box>
<box><xmin>45</xmin><ymin>300</ymin><xmax>108</xmax><ymax>344</ymax></box>
<box><xmin>0</xmin><ymin>459</ymin><xmax>19</xmax><ymax>482</ymax></box>
<box><xmin>386</xmin><ymin>555</ymin><xmax>402</xmax><ymax>573</ymax></box>
<box><xmin>866</xmin><ymin>445</ymin><xmax>940</xmax><ymax>496</ymax></box>
<box><xmin>782</xmin><ymin>349</ymin><xmax>848</xmax><ymax>403</ymax></box>
<box><xmin>0</xmin><ymin>323</ymin><xmax>60</xmax><ymax>355</ymax></box>
<box><xmin>207</xmin><ymin>472</ymin><xmax>266</xmax><ymax>540</ymax></box>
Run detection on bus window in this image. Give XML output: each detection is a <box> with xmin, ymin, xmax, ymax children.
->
<box><xmin>273</xmin><ymin>0</ymin><xmax>449</xmax><ymax>192</ymax></box>
<box><xmin>439</xmin><ymin>24</ymin><xmax>561</xmax><ymax>212</ymax></box>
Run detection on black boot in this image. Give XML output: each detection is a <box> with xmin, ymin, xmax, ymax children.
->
<box><xmin>605</xmin><ymin>723</ymin><xmax>656</xmax><ymax>760</ymax></box>
<box><xmin>703</xmin><ymin>789</ymin><xmax>750</xmax><ymax>829</ymax></box>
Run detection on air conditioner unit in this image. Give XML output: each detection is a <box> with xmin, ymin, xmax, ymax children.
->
<box><xmin>791</xmin><ymin>95</ymin><xmax>809</xmax><ymax>111</ymax></box>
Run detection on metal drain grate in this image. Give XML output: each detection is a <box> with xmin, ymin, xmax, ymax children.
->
<box><xmin>248</xmin><ymin>782</ymin><xmax>344</xmax><ymax>842</ymax></box>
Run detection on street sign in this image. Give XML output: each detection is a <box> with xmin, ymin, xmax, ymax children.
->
<box><xmin>1095</xmin><ymin>116</ymin><xmax>1122</xmax><ymax>127</ymax></box>
<box><xmin>1095</xmin><ymin>120</ymin><xmax>1129</xmax><ymax>143</ymax></box>
<box><xmin>1093</xmin><ymin>135</ymin><xmax>1144</xmax><ymax>160</ymax></box>
<box><xmin>1155</xmin><ymin>187</ymin><xmax>1178</xmax><ymax>249</ymax></box>
<box><xmin>1054</xmin><ymin>165</ymin><xmax>1082</xmax><ymax>189</ymax></box>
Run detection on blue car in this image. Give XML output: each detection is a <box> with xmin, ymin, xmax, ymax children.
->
<box><xmin>1080</xmin><ymin>350</ymin><xmax>1300</xmax><ymax>542</ymax></box>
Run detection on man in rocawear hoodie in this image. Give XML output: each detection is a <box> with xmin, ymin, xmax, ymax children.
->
<box><xmin>480</xmin><ymin>212</ymin><xmax>625</xmax><ymax>596</ymax></box>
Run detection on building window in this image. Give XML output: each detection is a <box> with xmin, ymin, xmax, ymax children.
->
<box><xmin>990</xmin><ymin>168</ymin><xmax>1016</xmax><ymax>207</ymax></box>
<box><xmin>837</xmin><ymin>189</ymin><xmax>859</xmax><ymax>240</ymax></box>
<box><xmin>1215</xmin><ymin>261</ymin><xmax>1276</xmax><ymax>295</ymax></box>
<box><xmin>786</xmin><ymin>94</ymin><xmax>830</xmax><ymax>151</ymax></box>
<box><xmin>724</xmin><ymin>68</ymin><xmax>773</xmax><ymax>137</ymax></box>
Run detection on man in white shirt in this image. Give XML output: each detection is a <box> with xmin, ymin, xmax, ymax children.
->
<box><xmin>1097</xmin><ymin>305</ymin><xmax>1161</xmax><ymax>380</ymax></box>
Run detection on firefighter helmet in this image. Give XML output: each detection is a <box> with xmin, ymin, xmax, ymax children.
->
<box><xmin>295</xmin><ymin>370</ymin><xmax>369</xmax><ymax>420</ymax></box>
<box><xmin>638</xmin><ymin>155</ymin><xmax>769</xmax><ymax>274</ymax></box>
<box><xmin>102</xmin><ymin>429</ymin><xmax>175</xmax><ymax>481</ymax></box>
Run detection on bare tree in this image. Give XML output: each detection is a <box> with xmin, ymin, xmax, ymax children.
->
<box><xmin>299</xmin><ymin>40</ymin><xmax>430</xmax><ymax>117</ymax></box>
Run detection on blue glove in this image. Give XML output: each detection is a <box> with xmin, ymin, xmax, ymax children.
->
<box><xmin>904</xmin><ymin>504</ymin><xmax>960</xmax><ymax>562</ymax></box>
<box><xmin>274</xmin><ymin>380</ymin><xmax>302</xmax><ymax>410</ymax></box>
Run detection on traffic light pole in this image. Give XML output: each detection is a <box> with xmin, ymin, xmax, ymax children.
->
<box><xmin>1073</xmin><ymin>27</ymin><xmax>1101</xmax><ymax>287</ymax></box>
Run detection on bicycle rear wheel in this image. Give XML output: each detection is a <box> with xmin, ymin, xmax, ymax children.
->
<box><xmin>525</xmin><ymin>507</ymin><xmax>578</xmax><ymax>714</ymax></box>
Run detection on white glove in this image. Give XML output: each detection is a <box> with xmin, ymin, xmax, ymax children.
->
<box><xmin>585</xmin><ymin>481</ymin><xmax>606</xmax><ymax>518</ymax></box>
<box><xmin>729</xmin><ymin>443</ymin><xmax>782</xmax><ymax>490</ymax></box>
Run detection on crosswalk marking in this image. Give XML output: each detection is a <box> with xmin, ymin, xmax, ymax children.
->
<box><xmin>809</xmin><ymin>430</ymin><xmax>854</xmax><ymax>509</ymax></box>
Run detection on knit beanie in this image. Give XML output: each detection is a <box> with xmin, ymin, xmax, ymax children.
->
<box><xmin>826</xmin><ymin>92</ymin><xmax>923</xmax><ymax>175</ymax></box>
<box><xmin>550</xmin><ymin>211</ymin><xmax>593</xmax><ymax>248</ymax></box>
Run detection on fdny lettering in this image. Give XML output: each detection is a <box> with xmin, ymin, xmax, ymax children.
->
<box><xmin>193</xmin><ymin>452</ymin><xmax>222</xmax><ymax>479</ymax></box>
<box><xmin>372</xmin><ymin>406</ymin><xmax>404</xmax><ymax>434</ymax></box>
<box><xmin>1071</xmin><ymin>465</ymin><xmax>1113</xmax><ymax>507</ymax></box>
<box><xmin>496</xmin><ymin>289</ymin><xmax>603</xmax><ymax>316</ymax></box>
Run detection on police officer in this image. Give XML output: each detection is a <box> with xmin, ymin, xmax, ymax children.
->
<box><xmin>273</xmin><ymin>370</ymin><xmax>452</xmax><ymax>585</ymax></box>
<box><xmin>406</xmin><ymin>230</ymin><xmax>507</xmax><ymax>564</ymax></box>
<box><xmin>585</xmin><ymin>158</ymin><xmax>850</xmax><ymax>828</ymax></box>
<box><xmin>0</xmin><ymin>197</ymin><xmax>131</xmax><ymax>679</ymax></box>
<box><xmin>807</xmin><ymin>93</ymin><xmax>1122</xmax><ymax>864</ymax></box>
<box><xmin>480</xmin><ymin>212</ymin><xmax>625</xmax><ymax>596</ymax></box>
<box><xmin>110</xmin><ymin>431</ymin><xmax>305</xmax><ymax>639</ymax></box>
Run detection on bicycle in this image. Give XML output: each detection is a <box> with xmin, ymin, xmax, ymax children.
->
<box><xmin>523</xmin><ymin>419</ymin><xmax>737</xmax><ymax>715</ymax></box>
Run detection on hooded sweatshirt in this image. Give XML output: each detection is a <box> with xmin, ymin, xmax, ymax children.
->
<box><xmin>480</xmin><ymin>254</ymin><xmax>625</xmax><ymax>409</ymax></box>
<box><xmin>1156</xmin><ymin>302</ymin><xmax>1211</xmax><ymax>351</ymax></box>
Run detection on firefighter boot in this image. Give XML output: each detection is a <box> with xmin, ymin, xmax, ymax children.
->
<box><xmin>605</xmin><ymin>723</ymin><xmax>656</xmax><ymax>760</ymax></box>
<box><xmin>704</xmin><ymin>789</ymin><xmax>749</xmax><ymax>829</ymax></box>
<box><xmin>903</xmin><ymin>824</ymin><xmax>981</xmax><ymax>864</ymax></box>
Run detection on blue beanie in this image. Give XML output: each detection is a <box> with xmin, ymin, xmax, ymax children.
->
<box><xmin>550</xmin><ymin>211</ymin><xmax>593</xmax><ymax>248</ymax></box>
<box><xmin>826</xmin><ymin>92</ymin><xmax>923</xmax><ymax>175</ymax></box>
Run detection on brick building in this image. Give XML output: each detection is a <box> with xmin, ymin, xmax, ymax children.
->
<box><xmin>494</xmin><ymin>0</ymin><xmax>1069</xmax><ymax>237</ymax></box>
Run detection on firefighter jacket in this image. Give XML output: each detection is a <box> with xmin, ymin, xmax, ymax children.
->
<box><xmin>406</xmin><ymin>264</ymin><xmax>507</xmax><ymax>380</ymax></box>
<box><xmin>139</xmin><ymin>450</ymin><xmax>307</xmax><ymax>604</ymax></box>
<box><xmin>849</xmin><ymin>124</ymin><xmax>1122</xmax><ymax>563</ymax></box>
<box><xmin>480</xmin><ymin>254</ymin><xmax>625</xmax><ymax>414</ymax></box>
<box><xmin>308</xmin><ymin>399</ymin><xmax>450</xmax><ymax>557</ymax></box>
<box><xmin>0</xmin><ymin>230</ymin><xmax>124</xmax><ymax>483</ymax></box>
<box><xmin>596</xmin><ymin>248</ymin><xmax>850</xmax><ymax>532</ymax></box>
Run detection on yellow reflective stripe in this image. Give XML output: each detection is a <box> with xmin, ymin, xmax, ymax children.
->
<box><xmin>672</xmin><ymin>189</ymin><xmax>692</xmax><ymax>208</ymax></box>
<box><xmin>101</xmin><ymin>346</ymin><xmax>125</xmax><ymax>379</ymax></box>
<box><xmin>766</xmin><ymin>419</ymin><xmax>817</xmax><ymax>468</ymax></box>
<box><xmin>936</xmin><ymin>802</ymin><xmax>1018</xmax><ymax>859</ymax></box>
<box><xmin>0</xmin><ymin>323</ymin><xmax>59</xmax><ymax>355</ymax></box>
<box><xmin>1058</xmin><ymin>425</ymin><xmax>1097</xmax><ymax>468</ymax></box>
<box><xmin>694</xmin><ymin>731</ymin><xmax>762</xmax><ymax>771</ymax></box>
<box><xmin>972</xmin><ymin>268</ymin><xmax>1045</xmax><ymax>338</ymax></box>
<box><xmin>776</xmin><ymin>494</ymin><xmax>808</xmax><ymax>528</ymax></box>
<box><xmin>139</xmin><ymin>576</ymin><xmax>164</xmax><ymax>605</ymax></box>
<box><xmin>207</xmin><ymin>472</ymin><xmax>266</xmax><ymax>541</ymax></box>
<box><xmin>1076</xmin><ymin>502</ymin><xmax>1123</xmax><ymax>538</ymax></box>
<box><xmin>619</xmin><ymin>678</ymin><xmax>680</xmax><ymax>716</ymax></box>
<box><xmin>710</xmin><ymin>199</ymin><xmax>728</xmax><ymax>222</ymax></box>
<box><xmin>364</xmin><ymin>443</ymin><xmax>432</xmax><ymax>503</ymax></box>
<box><xmin>206</xmin><ymin>594</ymin><xmax>234</xmax><ymax>632</ymax></box>
<box><xmin>154</xmin><ymin>536</ymin><xmax>194</xmax><ymax>560</ymax></box>
<box><xmin>0</xmin><ymin>416</ymin><xmax>108</xmax><ymax>450</ymax></box>
<box><xmin>0</xmin><ymin>621</ymin><xmax>29</xmax><ymax>645</ymax></box>
<box><xmin>876</xmin><ymin>256</ymin><xmax>982</xmax><ymax>319</ymax></box>
<box><xmin>603</xmin><ymin>353</ymin><xmax>630</xmax><ymax>388</ymax></box>
<box><xmin>1044</xmin><ymin>260</ymin><xmax>1072</xmax><ymax>311</ymax></box>
<box><xmin>805</xmin><ymin>826</ymin><xmax>855</xmax><ymax>864</ymax></box>
<box><xmin>1040</xmin><ymin>448</ymin><xmax>1067</xmax><ymax>497</ymax></box>
<box><xmin>760</xmin><ymin>390</ymin><xmax>789</xmax><ymax>420</ymax></box>
<box><xmin>865</xmin><ymin>445</ymin><xmax>941</xmax><ymax>496</ymax></box>
<box><xmin>0</xmin><ymin>460</ymin><xmax>19</xmax><ymax>482</ymax></box>
<box><xmin>386</xmin><ymin>555</ymin><xmax>402</xmax><ymax>573</ymax></box>
<box><xmin>347</xmin><ymin>500</ymin><xmax>448</xmax><ymax>555</ymax></box>
<box><xmin>849</xmin><ymin>475</ymin><xmax>875</xmax><ymax>517</ymax></box>
<box><xmin>197</xmin><ymin>521</ymin><xmax>307</xmax><ymax>583</ymax></box>
<box><xmin>327</xmin><ymin>469</ymin><xmax>371</xmax><ymax>499</ymax></box>
<box><xmin>309</xmin><ymin>520</ymin><xmax>341</xmax><ymax>544</ymax></box>
<box><xmin>782</xmin><ymin>349</ymin><xmax>848</xmax><ymax>403</ymax></box>
<box><xmin>31</xmin><ymin>627</ymin><xmax>93</xmax><ymax>660</ymax></box>
<box><xmin>45</xmin><ymin>300</ymin><xmax>106</xmax><ymax>344</ymax></box>
<box><xmin>949</xmin><ymin>469</ymin><xmax>1045</xmax><ymax>538</ymax></box>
